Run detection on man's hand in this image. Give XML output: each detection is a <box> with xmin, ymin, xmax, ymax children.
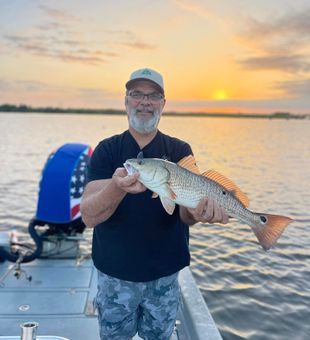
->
<box><xmin>112</xmin><ymin>167</ymin><xmax>146</xmax><ymax>194</ymax></box>
<box><xmin>186</xmin><ymin>197</ymin><xmax>229</xmax><ymax>224</ymax></box>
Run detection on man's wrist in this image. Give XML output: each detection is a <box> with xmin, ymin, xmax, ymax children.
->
<box><xmin>109</xmin><ymin>176</ymin><xmax>127</xmax><ymax>198</ymax></box>
<box><xmin>180</xmin><ymin>206</ymin><xmax>197</xmax><ymax>225</ymax></box>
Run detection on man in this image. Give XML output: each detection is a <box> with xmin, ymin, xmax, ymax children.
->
<box><xmin>81</xmin><ymin>68</ymin><xmax>228</xmax><ymax>340</ymax></box>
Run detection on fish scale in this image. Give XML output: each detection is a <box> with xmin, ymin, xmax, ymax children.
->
<box><xmin>124</xmin><ymin>157</ymin><xmax>293</xmax><ymax>250</ymax></box>
<box><xmin>166</xmin><ymin>162</ymin><xmax>244</xmax><ymax>214</ymax></box>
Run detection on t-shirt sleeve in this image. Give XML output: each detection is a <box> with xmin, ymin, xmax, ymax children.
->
<box><xmin>87</xmin><ymin>141</ymin><xmax>114</xmax><ymax>182</ymax></box>
<box><xmin>179</xmin><ymin>142</ymin><xmax>193</xmax><ymax>160</ymax></box>
<box><xmin>170</xmin><ymin>139</ymin><xmax>193</xmax><ymax>163</ymax></box>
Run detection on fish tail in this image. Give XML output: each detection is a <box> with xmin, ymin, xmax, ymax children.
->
<box><xmin>253</xmin><ymin>213</ymin><xmax>293</xmax><ymax>251</ymax></box>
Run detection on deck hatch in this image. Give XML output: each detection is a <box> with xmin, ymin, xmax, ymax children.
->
<box><xmin>0</xmin><ymin>291</ymin><xmax>88</xmax><ymax>315</ymax></box>
<box><xmin>0</xmin><ymin>266</ymin><xmax>92</xmax><ymax>289</ymax></box>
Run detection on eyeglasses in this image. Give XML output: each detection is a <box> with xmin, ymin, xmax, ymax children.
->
<box><xmin>127</xmin><ymin>91</ymin><xmax>164</xmax><ymax>103</ymax></box>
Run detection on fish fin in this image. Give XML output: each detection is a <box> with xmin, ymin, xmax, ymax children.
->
<box><xmin>171</xmin><ymin>191</ymin><xmax>177</xmax><ymax>200</ymax></box>
<box><xmin>137</xmin><ymin>151</ymin><xmax>144</xmax><ymax>159</ymax></box>
<box><xmin>160</xmin><ymin>196</ymin><xmax>176</xmax><ymax>215</ymax></box>
<box><xmin>153</xmin><ymin>188</ymin><xmax>174</xmax><ymax>200</ymax></box>
<box><xmin>167</xmin><ymin>183</ymin><xmax>177</xmax><ymax>200</ymax></box>
<box><xmin>202</xmin><ymin>169</ymin><xmax>250</xmax><ymax>208</ymax></box>
<box><xmin>177</xmin><ymin>155</ymin><xmax>200</xmax><ymax>175</ymax></box>
<box><xmin>253</xmin><ymin>213</ymin><xmax>293</xmax><ymax>250</ymax></box>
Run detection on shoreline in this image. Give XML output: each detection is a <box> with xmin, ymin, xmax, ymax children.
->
<box><xmin>0</xmin><ymin>104</ymin><xmax>309</xmax><ymax>120</ymax></box>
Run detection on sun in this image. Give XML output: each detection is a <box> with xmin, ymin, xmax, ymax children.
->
<box><xmin>213</xmin><ymin>89</ymin><xmax>228</xmax><ymax>100</ymax></box>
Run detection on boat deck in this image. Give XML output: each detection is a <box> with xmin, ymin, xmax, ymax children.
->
<box><xmin>0</xmin><ymin>259</ymin><xmax>222</xmax><ymax>340</ymax></box>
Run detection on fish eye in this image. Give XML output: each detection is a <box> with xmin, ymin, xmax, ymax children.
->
<box><xmin>260</xmin><ymin>215</ymin><xmax>267</xmax><ymax>223</ymax></box>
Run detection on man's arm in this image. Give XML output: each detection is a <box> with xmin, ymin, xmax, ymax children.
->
<box><xmin>179</xmin><ymin>197</ymin><xmax>229</xmax><ymax>225</ymax></box>
<box><xmin>81</xmin><ymin>168</ymin><xmax>146</xmax><ymax>228</ymax></box>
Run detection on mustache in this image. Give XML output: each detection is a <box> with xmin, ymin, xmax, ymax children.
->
<box><xmin>136</xmin><ymin>108</ymin><xmax>154</xmax><ymax>114</ymax></box>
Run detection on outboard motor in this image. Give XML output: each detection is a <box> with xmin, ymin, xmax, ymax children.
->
<box><xmin>0</xmin><ymin>143</ymin><xmax>93</xmax><ymax>263</ymax></box>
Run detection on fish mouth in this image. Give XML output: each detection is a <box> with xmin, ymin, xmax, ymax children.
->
<box><xmin>124</xmin><ymin>161</ymin><xmax>137</xmax><ymax>175</ymax></box>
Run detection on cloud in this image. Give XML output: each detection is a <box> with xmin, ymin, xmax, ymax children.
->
<box><xmin>3</xmin><ymin>29</ymin><xmax>155</xmax><ymax>64</ymax></box>
<box><xmin>1</xmin><ymin>4</ymin><xmax>156</xmax><ymax>65</ymax></box>
<box><xmin>36</xmin><ymin>22</ymin><xmax>66</xmax><ymax>31</ymax></box>
<box><xmin>77</xmin><ymin>87</ymin><xmax>120</xmax><ymax>100</ymax></box>
<box><xmin>275</xmin><ymin>78</ymin><xmax>310</xmax><ymax>97</ymax></box>
<box><xmin>38</xmin><ymin>4</ymin><xmax>79</xmax><ymax>22</ymax></box>
<box><xmin>118</xmin><ymin>41</ymin><xmax>156</xmax><ymax>50</ymax></box>
<box><xmin>243</xmin><ymin>8</ymin><xmax>310</xmax><ymax>42</ymax></box>
<box><xmin>0</xmin><ymin>79</ymin><xmax>123</xmax><ymax>108</ymax></box>
<box><xmin>239</xmin><ymin>55</ymin><xmax>310</xmax><ymax>73</ymax></box>
<box><xmin>3</xmin><ymin>4</ymin><xmax>115</xmax><ymax>66</ymax></box>
<box><xmin>0</xmin><ymin>78</ymin><xmax>122</xmax><ymax>108</ymax></box>
<box><xmin>37</xmin><ymin>5</ymin><xmax>157</xmax><ymax>52</ymax></box>
<box><xmin>167</xmin><ymin>97</ymin><xmax>310</xmax><ymax>113</ymax></box>
<box><xmin>3</xmin><ymin>33</ymin><xmax>111</xmax><ymax>65</ymax></box>
<box><xmin>237</xmin><ymin>7</ymin><xmax>310</xmax><ymax>73</ymax></box>
<box><xmin>0</xmin><ymin>78</ymin><xmax>115</xmax><ymax>98</ymax></box>
<box><xmin>173</xmin><ymin>0</ymin><xmax>213</xmax><ymax>18</ymax></box>
<box><xmin>0</xmin><ymin>79</ymin><xmax>52</xmax><ymax>92</ymax></box>
<box><xmin>106</xmin><ymin>29</ymin><xmax>135</xmax><ymax>39</ymax></box>
<box><xmin>55</xmin><ymin>54</ymin><xmax>107</xmax><ymax>64</ymax></box>
<box><xmin>104</xmin><ymin>29</ymin><xmax>157</xmax><ymax>50</ymax></box>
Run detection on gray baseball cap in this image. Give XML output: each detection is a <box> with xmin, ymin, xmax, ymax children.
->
<box><xmin>126</xmin><ymin>68</ymin><xmax>164</xmax><ymax>94</ymax></box>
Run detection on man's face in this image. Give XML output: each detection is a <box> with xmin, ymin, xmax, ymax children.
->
<box><xmin>125</xmin><ymin>81</ymin><xmax>166</xmax><ymax>134</ymax></box>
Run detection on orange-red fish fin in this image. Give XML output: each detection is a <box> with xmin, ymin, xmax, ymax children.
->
<box><xmin>152</xmin><ymin>192</ymin><xmax>158</xmax><ymax>198</ymax></box>
<box><xmin>171</xmin><ymin>190</ymin><xmax>177</xmax><ymax>200</ymax></box>
<box><xmin>202</xmin><ymin>169</ymin><xmax>250</xmax><ymax>208</ymax></box>
<box><xmin>160</xmin><ymin>196</ymin><xmax>176</xmax><ymax>215</ymax></box>
<box><xmin>177</xmin><ymin>155</ymin><xmax>200</xmax><ymax>175</ymax></box>
<box><xmin>253</xmin><ymin>213</ymin><xmax>293</xmax><ymax>250</ymax></box>
<box><xmin>166</xmin><ymin>182</ymin><xmax>177</xmax><ymax>200</ymax></box>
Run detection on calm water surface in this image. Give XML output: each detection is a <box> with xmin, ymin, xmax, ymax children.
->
<box><xmin>0</xmin><ymin>113</ymin><xmax>309</xmax><ymax>339</ymax></box>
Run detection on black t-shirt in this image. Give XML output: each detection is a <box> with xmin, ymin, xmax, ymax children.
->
<box><xmin>87</xmin><ymin>130</ymin><xmax>192</xmax><ymax>282</ymax></box>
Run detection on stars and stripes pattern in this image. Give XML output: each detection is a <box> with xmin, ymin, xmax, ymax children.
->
<box><xmin>70</xmin><ymin>147</ymin><xmax>92</xmax><ymax>220</ymax></box>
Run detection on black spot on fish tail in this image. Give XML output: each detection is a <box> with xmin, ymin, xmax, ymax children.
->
<box><xmin>260</xmin><ymin>215</ymin><xmax>267</xmax><ymax>223</ymax></box>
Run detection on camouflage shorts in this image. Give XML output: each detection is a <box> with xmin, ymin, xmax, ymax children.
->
<box><xmin>95</xmin><ymin>270</ymin><xmax>180</xmax><ymax>340</ymax></box>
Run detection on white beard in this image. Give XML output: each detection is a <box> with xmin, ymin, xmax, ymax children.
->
<box><xmin>128</xmin><ymin>108</ymin><xmax>161</xmax><ymax>134</ymax></box>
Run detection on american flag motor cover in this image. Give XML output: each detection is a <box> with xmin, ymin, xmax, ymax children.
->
<box><xmin>36</xmin><ymin>143</ymin><xmax>93</xmax><ymax>224</ymax></box>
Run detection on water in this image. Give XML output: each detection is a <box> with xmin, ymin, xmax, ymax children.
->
<box><xmin>0</xmin><ymin>113</ymin><xmax>309</xmax><ymax>339</ymax></box>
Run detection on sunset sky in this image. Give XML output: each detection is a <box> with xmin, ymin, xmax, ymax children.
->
<box><xmin>1</xmin><ymin>0</ymin><xmax>309</xmax><ymax>114</ymax></box>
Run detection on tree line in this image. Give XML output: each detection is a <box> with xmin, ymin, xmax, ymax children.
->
<box><xmin>0</xmin><ymin>104</ymin><xmax>125</xmax><ymax>115</ymax></box>
<box><xmin>0</xmin><ymin>103</ymin><xmax>308</xmax><ymax>119</ymax></box>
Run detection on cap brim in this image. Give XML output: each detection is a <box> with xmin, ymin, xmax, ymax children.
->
<box><xmin>126</xmin><ymin>78</ymin><xmax>164</xmax><ymax>94</ymax></box>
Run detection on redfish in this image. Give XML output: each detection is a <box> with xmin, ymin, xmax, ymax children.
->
<box><xmin>124</xmin><ymin>155</ymin><xmax>293</xmax><ymax>250</ymax></box>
